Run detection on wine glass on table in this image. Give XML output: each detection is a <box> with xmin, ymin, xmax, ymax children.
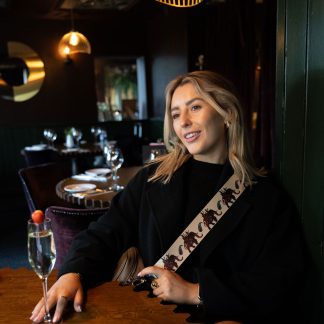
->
<box><xmin>104</xmin><ymin>144</ymin><xmax>124</xmax><ymax>192</ymax></box>
<box><xmin>71</xmin><ymin>127</ymin><xmax>83</xmax><ymax>147</ymax></box>
<box><xmin>43</xmin><ymin>129</ymin><xmax>58</xmax><ymax>148</ymax></box>
<box><xmin>28</xmin><ymin>216</ymin><xmax>56</xmax><ymax>323</ymax></box>
<box><xmin>90</xmin><ymin>126</ymin><xmax>102</xmax><ymax>144</ymax></box>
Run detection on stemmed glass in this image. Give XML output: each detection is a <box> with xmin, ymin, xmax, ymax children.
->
<box><xmin>90</xmin><ymin>126</ymin><xmax>103</xmax><ymax>144</ymax></box>
<box><xmin>71</xmin><ymin>127</ymin><xmax>83</xmax><ymax>147</ymax></box>
<box><xmin>28</xmin><ymin>218</ymin><xmax>56</xmax><ymax>323</ymax></box>
<box><xmin>104</xmin><ymin>144</ymin><xmax>124</xmax><ymax>192</ymax></box>
<box><xmin>43</xmin><ymin>129</ymin><xmax>57</xmax><ymax>148</ymax></box>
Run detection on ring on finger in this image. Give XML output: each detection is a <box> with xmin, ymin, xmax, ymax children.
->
<box><xmin>151</xmin><ymin>279</ymin><xmax>159</xmax><ymax>290</ymax></box>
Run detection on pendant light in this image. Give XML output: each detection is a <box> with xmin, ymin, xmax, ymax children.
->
<box><xmin>58</xmin><ymin>10</ymin><xmax>91</xmax><ymax>60</ymax></box>
<box><xmin>155</xmin><ymin>0</ymin><xmax>204</xmax><ymax>7</ymax></box>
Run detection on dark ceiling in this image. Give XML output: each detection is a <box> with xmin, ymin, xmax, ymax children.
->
<box><xmin>0</xmin><ymin>0</ymin><xmax>224</xmax><ymax>19</ymax></box>
<box><xmin>59</xmin><ymin>0</ymin><xmax>141</xmax><ymax>10</ymax></box>
<box><xmin>0</xmin><ymin>0</ymin><xmax>153</xmax><ymax>19</ymax></box>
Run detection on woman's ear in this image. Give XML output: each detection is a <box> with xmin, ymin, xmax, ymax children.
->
<box><xmin>224</xmin><ymin>109</ymin><xmax>233</xmax><ymax>125</ymax></box>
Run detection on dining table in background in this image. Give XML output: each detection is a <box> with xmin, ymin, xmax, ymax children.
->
<box><xmin>21</xmin><ymin>143</ymin><xmax>104</xmax><ymax>174</ymax></box>
<box><xmin>57</xmin><ymin>143</ymin><xmax>103</xmax><ymax>159</ymax></box>
<box><xmin>56</xmin><ymin>143</ymin><xmax>103</xmax><ymax>175</ymax></box>
<box><xmin>0</xmin><ymin>267</ymin><xmax>191</xmax><ymax>323</ymax></box>
<box><xmin>56</xmin><ymin>166</ymin><xmax>142</xmax><ymax>208</ymax></box>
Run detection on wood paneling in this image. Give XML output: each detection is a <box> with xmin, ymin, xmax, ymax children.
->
<box><xmin>276</xmin><ymin>0</ymin><xmax>324</xmax><ymax>322</ymax></box>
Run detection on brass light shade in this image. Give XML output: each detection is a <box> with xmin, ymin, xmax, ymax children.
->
<box><xmin>58</xmin><ymin>31</ymin><xmax>91</xmax><ymax>57</ymax></box>
<box><xmin>155</xmin><ymin>0</ymin><xmax>204</xmax><ymax>7</ymax></box>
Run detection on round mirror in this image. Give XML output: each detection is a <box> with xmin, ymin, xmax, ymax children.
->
<box><xmin>0</xmin><ymin>41</ymin><xmax>45</xmax><ymax>102</ymax></box>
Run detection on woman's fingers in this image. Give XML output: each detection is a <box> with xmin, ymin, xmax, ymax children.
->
<box><xmin>74</xmin><ymin>287</ymin><xmax>84</xmax><ymax>312</ymax></box>
<box><xmin>139</xmin><ymin>266</ymin><xmax>199</xmax><ymax>304</ymax></box>
<box><xmin>30</xmin><ymin>297</ymin><xmax>44</xmax><ymax>319</ymax></box>
<box><xmin>30</xmin><ymin>298</ymin><xmax>45</xmax><ymax>323</ymax></box>
<box><xmin>52</xmin><ymin>295</ymin><xmax>69</xmax><ymax>323</ymax></box>
<box><xmin>30</xmin><ymin>273</ymin><xmax>83</xmax><ymax>323</ymax></box>
<box><xmin>138</xmin><ymin>266</ymin><xmax>164</xmax><ymax>278</ymax></box>
<box><xmin>30</xmin><ymin>292</ymin><xmax>58</xmax><ymax>322</ymax></box>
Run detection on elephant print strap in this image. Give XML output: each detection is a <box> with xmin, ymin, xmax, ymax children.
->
<box><xmin>154</xmin><ymin>174</ymin><xmax>246</xmax><ymax>271</ymax></box>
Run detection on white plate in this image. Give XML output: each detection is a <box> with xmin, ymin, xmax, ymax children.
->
<box><xmin>61</xmin><ymin>148</ymin><xmax>80</xmax><ymax>153</ymax></box>
<box><xmin>64</xmin><ymin>183</ymin><xmax>96</xmax><ymax>193</ymax></box>
<box><xmin>85</xmin><ymin>168</ymin><xmax>111</xmax><ymax>177</ymax></box>
<box><xmin>25</xmin><ymin>144</ymin><xmax>48</xmax><ymax>151</ymax></box>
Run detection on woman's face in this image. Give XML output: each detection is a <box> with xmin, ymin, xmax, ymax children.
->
<box><xmin>171</xmin><ymin>82</ymin><xmax>227</xmax><ymax>164</ymax></box>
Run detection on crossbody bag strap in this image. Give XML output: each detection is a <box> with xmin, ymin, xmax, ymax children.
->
<box><xmin>154</xmin><ymin>174</ymin><xmax>246</xmax><ymax>271</ymax></box>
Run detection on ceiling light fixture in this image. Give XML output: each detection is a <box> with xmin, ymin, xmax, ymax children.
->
<box><xmin>155</xmin><ymin>0</ymin><xmax>204</xmax><ymax>7</ymax></box>
<box><xmin>58</xmin><ymin>10</ymin><xmax>91</xmax><ymax>62</ymax></box>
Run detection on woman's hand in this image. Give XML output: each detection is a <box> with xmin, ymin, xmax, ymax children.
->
<box><xmin>30</xmin><ymin>273</ymin><xmax>83</xmax><ymax>323</ymax></box>
<box><xmin>138</xmin><ymin>266</ymin><xmax>199</xmax><ymax>305</ymax></box>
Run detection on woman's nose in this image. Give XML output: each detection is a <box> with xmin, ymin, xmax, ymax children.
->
<box><xmin>179</xmin><ymin>112</ymin><xmax>191</xmax><ymax>128</ymax></box>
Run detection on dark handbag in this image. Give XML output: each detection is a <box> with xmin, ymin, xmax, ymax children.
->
<box><xmin>112</xmin><ymin>247</ymin><xmax>155</xmax><ymax>290</ymax></box>
<box><xmin>112</xmin><ymin>246</ymin><xmax>144</xmax><ymax>284</ymax></box>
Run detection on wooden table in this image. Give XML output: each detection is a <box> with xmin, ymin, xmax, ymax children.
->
<box><xmin>56</xmin><ymin>166</ymin><xmax>142</xmax><ymax>208</ymax></box>
<box><xmin>0</xmin><ymin>268</ymin><xmax>190</xmax><ymax>323</ymax></box>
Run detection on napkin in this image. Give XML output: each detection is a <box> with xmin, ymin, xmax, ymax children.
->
<box><xmin>72</xmin><ymin>174</ymin><xmax>108</xmax><ymax>182</ymax></box>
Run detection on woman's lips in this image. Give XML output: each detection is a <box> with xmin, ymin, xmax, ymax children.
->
<box><xmin>183</xmin><ymin>131</ymin><xmax>201</xmax><ymax>143</ymax></box>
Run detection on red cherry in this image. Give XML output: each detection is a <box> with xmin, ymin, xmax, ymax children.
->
<box><xmin>31</xmin><ymin>210</ymin><xmax>45</xmax><ymax>224</ymax></box>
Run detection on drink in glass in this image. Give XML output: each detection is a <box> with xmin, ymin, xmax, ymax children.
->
<box><xmin>28</xmin><ymin>218</ymin><xmax>56</xmax><ymax>322</ymax></box>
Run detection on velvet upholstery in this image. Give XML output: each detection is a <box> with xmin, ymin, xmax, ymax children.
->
<box><xmin>46</xmin><ymin>206</ymin><xmax>109</xmax><ymax>268</ymax></box>
<box><xmin>18</xmin><ymin>162</ymin><xmax>74</xmax><ymax>213</ymax></box>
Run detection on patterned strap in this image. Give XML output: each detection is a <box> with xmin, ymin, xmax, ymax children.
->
<box><xmin>154</xmin><ymin>174</ymin><xmax>246</xmax><ymax>271</ymax></box>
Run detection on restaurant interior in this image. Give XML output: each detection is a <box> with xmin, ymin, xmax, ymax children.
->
<box><xmin>0</xmin><ymin>0</ymin><xmax>323</xmax><ymax>322</ymax></box>
<box><xmin>0</xmin><ymin>0</ymin><xmax>275</xmax><ymax>214</ymax></box>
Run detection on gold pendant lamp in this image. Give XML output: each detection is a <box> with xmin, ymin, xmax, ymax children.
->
<box><xmin>155</xmin><ymin>0</ymin><xmax>204</xmax><ymax>7</ymax></box>
<box><xmin>58</xmin><ymin>10</ymin><xmax>91</xmax><ymax>61</ymax></box>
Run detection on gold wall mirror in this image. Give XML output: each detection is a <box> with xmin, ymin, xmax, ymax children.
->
<box><xmin>0</xmin><ymin>41</ymin><xmax>45</xmax><ymax>102</ymax></box>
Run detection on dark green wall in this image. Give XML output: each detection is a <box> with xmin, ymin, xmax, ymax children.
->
<box><xmin>0</xmin><ymin>16</ymin><xmax>146</xmax><ymax>125</ymax></box>
<box><xmin>276</xmin><ymin>0</ymin><xmax>324</xmax><ymax>322</ymax></box>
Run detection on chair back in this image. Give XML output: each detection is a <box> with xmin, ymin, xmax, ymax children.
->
<box><xmin>46</xmin><ymin>206</ymin><xmax>109</xmax><ymax>268</ymax></box>
<box><xmin>18</xmin><ymin>162</ymin><xmax>73</xmax><ymax>213</ymax></box>
<box><xmin>21</xmin><ymin>148</ymin><xmax>60</xmax><ymax>167</ymax></box>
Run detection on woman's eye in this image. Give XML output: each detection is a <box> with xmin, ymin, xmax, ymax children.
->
<box><xmin>172</xmin><ymin>113</ymin><xmax>179</xmax><ymax>120</ymax></box>
<box><xmin>191</xmin><ymin>105</ymin><xmax>201</xmax><ymax>111</ymax></box>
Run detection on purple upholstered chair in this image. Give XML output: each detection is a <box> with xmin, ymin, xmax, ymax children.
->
<box><xmin>18</xmin><ymin>162</ymin><xmax>74</xmax><ymax>213</ymax></box>
<box><xmin>45</xmin><ymin>206</ymin><xmax>109</xmax><ymax>268</ymax></box>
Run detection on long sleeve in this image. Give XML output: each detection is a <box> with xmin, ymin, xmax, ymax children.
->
<box><xmin>58</xmin><ymin>167</ymin><xmax>148</xmax><ymax>288</ymax></box>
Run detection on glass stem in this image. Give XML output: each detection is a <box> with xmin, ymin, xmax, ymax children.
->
<box><xmin>42</xmin><ymin>277</ymin><xmax>51</xmax><ymax>322</ymax></box>
<box><xmin>111</xmin><ymin>168</ymin><xmax>117</xmax><ymax>188</ymax></box>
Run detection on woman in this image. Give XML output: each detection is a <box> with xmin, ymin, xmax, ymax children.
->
<box><xmin>31</xmin><ymin>71</ymin><xmax>306</xmax><ymax>324</ymax></box>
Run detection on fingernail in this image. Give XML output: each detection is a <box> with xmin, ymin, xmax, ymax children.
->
<box><xmin>76</xmin><ymin>305</ymin><xmax>82</xmax><ymax>312</ymax></box>
<box><xmin>137</xmin><ymin>271</ymin><xmax>142</xmax><ymax>276</ymax></box>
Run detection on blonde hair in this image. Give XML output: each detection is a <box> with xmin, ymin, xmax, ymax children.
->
<box><xmin>148</xmin><ymin>70</ymin><xmax>264</xmax><ymax>185</ymax></box>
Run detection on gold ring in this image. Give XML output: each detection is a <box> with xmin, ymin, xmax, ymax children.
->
<box><xmin>151</xmin><ymin>279</ymin><xmax>159</xmax><ymax>290</ymax></box>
